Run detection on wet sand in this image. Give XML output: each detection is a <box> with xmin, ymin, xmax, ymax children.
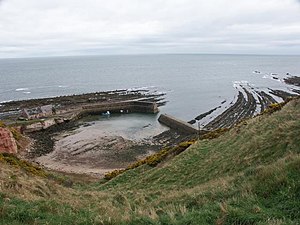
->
<box><xmin>32</xmin><ymin>114</ymin><xmax>167</xmax><ymax>177</ymax></box>
<box><xmin>35</xmin><ymin>132</ymin><xmax>159</xmax><ymax>177</ymax></box>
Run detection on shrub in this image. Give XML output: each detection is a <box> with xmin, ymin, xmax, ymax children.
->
<box><xmin>0</xmin><ymin>121</ymin><xmax>6</xmax><ymax>128</ymax></box>
<box><xmin>261</xmin><ymin>97</ymin><xmax>298</xmax><ymax>115</ymax></box>
<box><xmin>263</xmin><ymin>103</ymin><xmax>284</xmax><ymax>114</ymax></box>
<box><xmin>0</xmin><ymin>153</ymin><xmax>47</xmax><ymax>177</ymax></box>
<box><xmin>9</xmin><ymin>127</ymin><xmax>22</xmax><ymax>141</ymax></box>
<box><xmin>104</xmin><ymin>140</ymin><xmax>196</xmax><ymax>180</ymax></box>
<box><xmin>201</xmin><ymin>128</ymin><xmax>229</xmax><ymax>140</ymax></box>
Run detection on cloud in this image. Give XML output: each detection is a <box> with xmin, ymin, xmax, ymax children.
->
<box><xmin>0</xmin><ymin>0</ymin><xmax>300</xmax><ymax>58</ymax></box>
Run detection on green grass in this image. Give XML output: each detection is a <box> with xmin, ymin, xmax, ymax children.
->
<box><xmin>0</xmin><ymin>98</ymin><xmax>300</xmax><ymax>224</ymax></box>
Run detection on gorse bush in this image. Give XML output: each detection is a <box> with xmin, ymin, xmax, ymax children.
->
<box><xmin>261</xmin><ymin>96</ymin><xmax>298</xmax><ymax>115</ymax></box>
<box><xmin>9</xmin><ymin>127</ymin><xmax>22</xmax><ymax>141</ymax></box>
<box><xmin>201</xmin><ymin>128</ymin><xmax>229</xmax><ymax>140</ymax></box>
<box><xmin>0</xmin><ymin>120</ymin><xmax>6</xmax><ymax>128</ymax></box>
<box><xmin>105</xmin><ymin>140</ymin><xmax>196</xmax><ymax>180</ymax></box>
<box><xmin>0</xmin><ymin>153</ymin><xmax>47</xmax><ymax>177</ymax></box>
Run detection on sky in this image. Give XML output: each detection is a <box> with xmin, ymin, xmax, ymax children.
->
<box><xmin>0</xmin><ymin>0</ymin><xmax>300</xmax><ymax>58</ymax></box>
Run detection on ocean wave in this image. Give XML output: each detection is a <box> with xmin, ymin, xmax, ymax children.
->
<box><xmin>262</xmin><ymin>75</ymin><xmax>269</xmax><ymax>79</ymax></box>
<box><xmin>0</xmin><ymin>100</ymin><xmax>13</xmax><ymax>103</ymax></box>
<box><xmin>16</xmin><ymin>88</ymin><xmax>29</xmax><ymax>91</ymax></box>
<box><xmin>58</xmin><ymin>85</ymin><xmax>69</xmax><ymax>88</ymax></box>
<box><xmin>154</xmin><ymin>91</ymin><xmax>167</xmax><ymax>95</ymax></box>
<box><xmin>233</xmin><ymin>80</ymin><xmax>249</xmax><ymax>84</ymax></box>
<box><xmin>23</xmin><ymin>91</ymin><xmax>31</xmax><ymax>94</ymax></box>
<box><xmin>127</xmin><ymin>86</ymin><xmax>157</xmax><ymax>91</ymax></box>
<box><xmin>232</xmin><ymin>80</ymin><xmax>249</xmax><ymax>88</ymax></box>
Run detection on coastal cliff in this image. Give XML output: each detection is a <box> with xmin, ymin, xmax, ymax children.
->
<box><xmin>0</xmin><ymin>126</ymin><xmax>18</xmax><ymax>154</ymax></box>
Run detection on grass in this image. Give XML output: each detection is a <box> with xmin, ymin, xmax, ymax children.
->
<box><xmin>0</xmin><ymin>153</ymin><xmax>47</xmax><ymax>177</ymax></box>
<box><xmin>104</xmin><ymin>140</ymin><xmax>196</xmax><ymax>180</ymax></box>
<box><xmin>0</xmin><ymin>98</ymin><xmax>300</xmax><ymax>224</ymax></box>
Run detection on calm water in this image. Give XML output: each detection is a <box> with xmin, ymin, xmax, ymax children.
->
<box><xmin>79</xmin><ymin>113</ymin><xmax>166</xmax><ymax>141</ymax></box>
<box><xmin>1</xmin><ymin>54</ymin><xmax>300</xmax><ymax>123</ymax></box>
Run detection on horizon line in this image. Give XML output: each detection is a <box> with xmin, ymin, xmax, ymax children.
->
<box><xmin>1</xmin><ymin>52</ymin><xmax>300</xmax><ymax>60</ymax></box>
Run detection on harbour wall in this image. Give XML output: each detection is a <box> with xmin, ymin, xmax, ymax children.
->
<box><xmin>158</xmin><ymin>114</ymin><xmax>207</xmax><ymax>135</ymax></box>
<box><xmin>23</xmin><ymin>101</ymin><xmax>158</xmax><ymax>133</ymax></box>
<box><xmin>80</xmin><ymin>100</ymin><xmax>159</xmax><ymax>115</ymax></box>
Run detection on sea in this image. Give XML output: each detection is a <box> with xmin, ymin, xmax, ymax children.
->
<box><xmin>1</xmin><ymin>54</ymin><xmax>299</xmax><ymax>139</ymax></box>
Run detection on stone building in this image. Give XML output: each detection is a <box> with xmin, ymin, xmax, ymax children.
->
<box><xmin>20</xmin><ymin>105</ymin><xmax>53</xmax><ymax>119</ymax></box>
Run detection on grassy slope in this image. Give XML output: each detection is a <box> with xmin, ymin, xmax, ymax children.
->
<box><xmin>0</xmin><ymin>98</ymin><xmax>300</xmax><ymax>225</ymax></box>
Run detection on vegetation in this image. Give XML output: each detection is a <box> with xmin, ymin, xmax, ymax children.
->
<box><xmin>261</xmin><ymin>97</ymin><xmax>293</xmax><ymax>115</ymax></box>
<box><xmin>0</xmin><ymin>98</ymin><xmax>300</xmax><ymax>224</ymax></box>
<box><xmin>0</xmin><ymin>120</ymin><xmax>6</xmax><ymax>128</ymax></box>
<box><xmin>8</xmin><ymin>127</ymin><xmax>22</xmax><ymax>142</ymax></box>
<box><xmin>105</xmin><ymin>140</ymin><xmax>196</xmax><ymax>180</ymax></box>
<box><xmin>0</xmin><ymin>153</ymin><xmax>47</xmax><ymax>177</ymax></box>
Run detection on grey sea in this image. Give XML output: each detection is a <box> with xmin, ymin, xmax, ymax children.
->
<box><xmin>0</xmin><ymin>54</ymin><xmax>299</xmax><ymax>125</ymax></box>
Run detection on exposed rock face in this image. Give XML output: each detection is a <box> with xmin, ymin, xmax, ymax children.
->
<box><xmin>0</xmin><ymin>128</ymin><xmax>18</xmax><ymax>154</ymax></box>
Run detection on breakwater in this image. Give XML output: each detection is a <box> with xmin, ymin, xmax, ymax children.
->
<box><xmin>23</xmin><ymin>101</ymin><xmax>158</xmax><ymax>133</ymax></box>
<box><xmin>81</xmin><ymin>100</ymin><xmax>159</xmax><ymax>115</ymax></box>
<box><xmin>158</xmin><ymin>114</ymin><xmax>199</xmax><ymax>135</ymax></box>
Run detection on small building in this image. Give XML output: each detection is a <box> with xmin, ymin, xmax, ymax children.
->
<box><xmin>40</xmin><ymin>105</ymin><xmax>53</xmax><ymax>115</ymax></box>
<box><xmin>20</xmin><ymin>105</ymin><xmax>53</xmax><ymax>119</ymax></box>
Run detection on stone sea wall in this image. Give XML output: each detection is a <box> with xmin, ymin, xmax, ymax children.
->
<box><xmin>158</xmin><ymin>114</ymin><xmax>199</xmax><ymax>135</ymax></box>
<box><xmin>23</xmin><ymin>101</ymin><xmax>158</xmax><ymax>133</ymax></box>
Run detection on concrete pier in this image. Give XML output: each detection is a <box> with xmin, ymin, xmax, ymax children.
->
<box><xmin>158</xmin><ymin>114</ymin><xmax>199</xmax><ymax>134</ymax></box>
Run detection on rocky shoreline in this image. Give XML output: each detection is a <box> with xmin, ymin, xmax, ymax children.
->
<box><xmin>0</xmin><ymin>89</ymin><xmax>166</xmax><ymax>113</ymax></box>
<box><xmin>1</xmin><ymin>76</ymin><xmax>300</xmax><ymax>177</ymax></box>
<box><xmin>188</xmin><ymin>76</ymin><xmax>300</xmax><ymax>130</ymax></box>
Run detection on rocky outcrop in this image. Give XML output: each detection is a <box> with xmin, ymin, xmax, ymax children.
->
<box><xmin>0</xmin><ymin>127</ymin><xmax>18</xmax><ymax>154</ymax></box>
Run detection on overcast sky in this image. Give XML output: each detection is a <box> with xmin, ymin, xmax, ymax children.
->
<box><xmin>0</xmin><ymin>0</ymin><xmax>300</xmax><ymax>58</ymax></box>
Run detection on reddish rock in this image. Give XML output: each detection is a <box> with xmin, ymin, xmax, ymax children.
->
<box><xmin>0</xmin><ymin>128</ymin><xmax>18</xmax><ymax>154</ymax></box>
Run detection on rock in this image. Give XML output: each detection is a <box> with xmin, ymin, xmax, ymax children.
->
<box><xmin>0</xmin><ymin>127</ymin><xmax>18</xmax><ymax>154</ymax></box>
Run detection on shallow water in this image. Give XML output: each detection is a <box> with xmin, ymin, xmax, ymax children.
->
<box><xmin>79</xmin><ymin>113</ymin><xmax>168</xmax><ymax>141</ymax></box>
